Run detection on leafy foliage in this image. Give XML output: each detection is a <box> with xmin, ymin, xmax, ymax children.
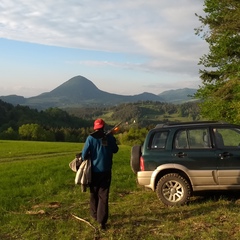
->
<box><xmin>195</xmin><ymin>0</ymin><xmax>240</xmax><ymax>123</ymax></box>
<box><xmin>118</xmin><ymin>127</ymin><xmax>149</xmax><ymax>146</ymax></box>
<box><xmin>18</xmin><ymin>124</ymin><xmax>55</xmax><ymax>141</ymax></box>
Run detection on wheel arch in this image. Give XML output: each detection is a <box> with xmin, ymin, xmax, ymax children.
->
<box><xmin>152</xmin><ymin>166</ymin><xmax>193</xmax><ymax>192</ymax></box>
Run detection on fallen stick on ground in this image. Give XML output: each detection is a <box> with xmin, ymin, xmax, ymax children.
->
<box><xmin>71</xmin><ymin>213</ymin><xmax>97</xmax><ymax>232</ymax></box>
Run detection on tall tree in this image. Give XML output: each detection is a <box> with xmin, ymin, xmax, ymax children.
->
<box><xmin>195</xmin><ymin>0</ymin><xmax>240</xmax><ymax>123</ymax></box>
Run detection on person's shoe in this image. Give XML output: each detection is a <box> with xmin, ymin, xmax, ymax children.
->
<box><xmin>100</xmin><ymin>223</ymin><xmax>106</xmax><ymax>230</ymax></box>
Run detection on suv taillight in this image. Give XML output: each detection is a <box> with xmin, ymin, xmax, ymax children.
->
<box><xmin>140</xmin><ymin>156</ymin><xmax>145</xmax><ymax>171</ymax></box>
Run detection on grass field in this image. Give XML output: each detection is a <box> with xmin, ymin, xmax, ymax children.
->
<box><xmin>1</xmin><ymin>140</ymin><xmax>240</xmax><ymax>240</ymax></box>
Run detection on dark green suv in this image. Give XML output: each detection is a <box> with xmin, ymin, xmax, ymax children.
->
<box><xmin>130</xmin><ymin>121</ymin><xmax>240</xmax><ymax>206</ymax></box>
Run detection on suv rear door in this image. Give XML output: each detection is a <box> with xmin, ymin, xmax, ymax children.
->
<box><xmin>143</xmin><ymin>130</ymin><xmax>171</xmax><ymax>170</ymax></box>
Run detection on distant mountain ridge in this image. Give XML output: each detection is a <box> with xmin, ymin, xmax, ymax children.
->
<box><xmin>158</xmin><ymin>88</ymin><xmax>197</xmax><ymax>103</ymax></box>
<box><xmin>0</xmin><ymin>75</ymin><xmax>197</xmax><ymax>109</ymax></box>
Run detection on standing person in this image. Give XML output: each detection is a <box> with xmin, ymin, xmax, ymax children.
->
<box><xmin>81</xmin><ymin>118</ymin><xmax>119</xmax><ymax>230</ymax></box>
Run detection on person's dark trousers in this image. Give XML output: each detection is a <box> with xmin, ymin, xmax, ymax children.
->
<box><xmin>90</xmin><ymin>171</ymin><xmax>111</xmax><ymax>226</ymax></box>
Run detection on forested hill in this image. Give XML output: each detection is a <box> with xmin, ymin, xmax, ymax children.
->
<box><xmin>0</xmin><ymin>99</ymin><xmax>200</xmax><ymax>131</ymax></box>
<box><xmin>0</xmin><ymin>99</ymin><xmax>200</xmax><ymax>141</ymax></box>
<box><xmin>66</xmin><ymin>101</ymin><xmax>201</xmax><ymax>127</ymax></box>
<box><xmin>0</xmin><ymin>100</ymin><xmax>91</xmax><ymax>131</ymax></box>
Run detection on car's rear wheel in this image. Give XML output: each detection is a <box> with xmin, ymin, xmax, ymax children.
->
<box><xmin>156</xmin><ymin>173</ymin><xmax>191</xmax><ymax>206</ymax></box>
<box><xmin>130</xmin><ymin>145</ymin><xmax>141</xmax><ymax>174</ymax></box>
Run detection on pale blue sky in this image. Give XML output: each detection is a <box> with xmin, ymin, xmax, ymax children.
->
<box><xmin>0</xmin><ymin>0</ymin><xmax>206</xmax><ymax>97</ymax></box>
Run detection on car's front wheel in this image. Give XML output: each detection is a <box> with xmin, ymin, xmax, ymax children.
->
<box><xmin>156</xmin><ymin>173</ymin><xmax>191</xmax><ymax>206</ymax></box>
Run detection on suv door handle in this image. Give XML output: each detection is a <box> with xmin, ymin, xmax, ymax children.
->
<box><xmin>175</xmin><ymin>152</ymin><xmax>187</xmax><ymax>158</ymax></box>
<box><xmin>218</xmin><ymin>152</ymin><xmax>233</xmax><ymax>159</ymax></box>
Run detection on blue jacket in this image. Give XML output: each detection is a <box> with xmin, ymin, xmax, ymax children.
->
<box><xmin>81</xmin><ymin>132</ymin><xmax>118</xmax><ymax>173</ymax></box>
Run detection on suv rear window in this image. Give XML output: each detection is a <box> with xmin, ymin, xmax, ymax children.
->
<box><xmin>150</xmin><ymin>131</ymin><xmax>168</xmax><ymax>149</ymax></box>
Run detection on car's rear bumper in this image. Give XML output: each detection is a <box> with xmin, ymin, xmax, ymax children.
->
<box><xmin>137</xmin><ymin>171</ymin><xmax>154</xmax><ymax>190</ymax></box>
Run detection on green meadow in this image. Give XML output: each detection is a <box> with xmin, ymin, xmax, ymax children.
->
<box><xmin>1</xmin><ymin>140</ymin><xmax>240</xmax><ymax>240</ymax></box>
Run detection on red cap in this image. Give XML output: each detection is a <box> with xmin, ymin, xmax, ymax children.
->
<box><xmin>93</xmin><ymin>118</ymin><xmax>105</xmax><ymax>130</ymax></box>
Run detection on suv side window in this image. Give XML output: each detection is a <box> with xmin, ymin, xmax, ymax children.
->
<box><xmin>175</xmin><ymin>130</ymin><xmax>188</xmax><ymax>149</ymax></box>
<box><xmin>174</xmin><ymin>128</ymin><xmax>211</xmax><ymax>149</ymax></box>
<box><xmin>214</xmin><ymin>127</ymin><xmax>240</xmax><ymax>148</ymax></box>
<box><xmin>151</xmin><ymin>131</ymin><xmax>168</xmax><ymax>149</ymax></box>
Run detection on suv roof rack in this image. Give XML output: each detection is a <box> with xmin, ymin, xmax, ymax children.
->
<box><xmin>155</xmin><ymin>121</ymin><xmax>226</xmax><ymax>129</ymax></box>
